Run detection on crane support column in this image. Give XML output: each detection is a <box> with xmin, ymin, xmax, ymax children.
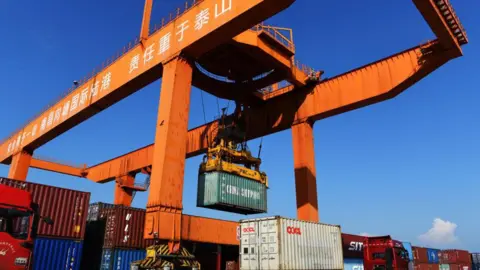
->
<box><xmin>145</xmin><ymin>55</ymin><xmax>193</xmax><ymax>252</ymax></box>
<box><xmin>114</xmin><ymin>174</ymin><xmax>135</xmax><ymax>206</ymax></box>
<box><xmin>292</xmin><ymin>121</ymin><xmax>319</xmax><ymax>222</ymax></box>
<box><xmin>8</xmin><ymin>151</ymin><xmax>33</xmax><ymax>181</ymax></box>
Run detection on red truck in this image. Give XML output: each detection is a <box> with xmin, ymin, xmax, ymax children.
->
<box><xmin>0</xmin><ymin>184</ymin><xmax>52</xmax><ymax>270</ymax></box>
<box><xmin>363</xmin><ymin>235</ymin><xmax>410</xmax><ymax>270</ymax></box>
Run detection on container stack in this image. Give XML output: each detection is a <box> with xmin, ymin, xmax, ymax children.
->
<box><xmin>439</xmin><ymin>250</ymin><xmax>472</xmax><ymax>270</ymax></box>
<box><xmin>402</xmin><ymin>242</ymin><xmax>414</xmax><ymax>270</ymax></box>
<box><xmin>80</xmin><ymin>202</ymin><xmax>149</xmax><ymax>270</ymax></box>
<box><xmin>472</xmin><ymin>253</ymin><xmax>480</xmax><ymax>270</ymax></box>
<box><xmin>412</xmin><ymin>246</ymin><xmax>440</xmax><ymax>270</ymax></box>
<box><xmin>341</xmin><ymin>233</ymin><xmax>366</xmax><ymax>270</ymax></box>
<box><xmin>0</xmin><ymin>178</ymin><xmax>90</xmax><ymax>270</ymax></box>
<box><xmin>239</xmin><ymin>216</ymin><xmax>344</xmax><ymax>270</ymax></box>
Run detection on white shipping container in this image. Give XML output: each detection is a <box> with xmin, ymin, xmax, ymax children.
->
<box><xmin>239</xmin><ymin>216</ymin><xmax>343</xmax><ymax>270</ymax></box>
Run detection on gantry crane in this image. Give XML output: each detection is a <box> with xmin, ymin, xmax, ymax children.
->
<box><xmin>0</xmin><ymin>0</ymin><xmax>468</xmax><ymax>268</ymax></box>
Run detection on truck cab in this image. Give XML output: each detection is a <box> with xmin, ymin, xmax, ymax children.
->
<box><xmin>363</xmin><ymin>235</ymin><xmax>410</xmax><ymax>270</ymax></box>
<box><xmin>0</xmin><ymin>184</ymin><xmax>52</xmax><ymax>269</ymax></box>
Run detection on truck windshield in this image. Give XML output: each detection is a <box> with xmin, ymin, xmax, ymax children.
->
<box><xmin>0</xmin><ymin>209</ymin><xmax>30</xmax><ymax>240</ymax></box>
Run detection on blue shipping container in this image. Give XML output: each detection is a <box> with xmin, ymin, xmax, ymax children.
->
<box><xmin>427</xmin><ymin>248</ymin><xmax>440</xmax><ymax>264</ymax></box>
<box><xmin>402</xmin><ymin>242</ymin><xmax>414</xmax><ymax>262</ymax></box>
<box><xmin>473</xmin><ymin>253</ymin><xmax>480</xmax><ymax>264</ymax></box>
<box><xmin>33</xmin><ymin>237</ymin><xmax>83</xmax><ymax>270</ymax></box>
<box><xmin>101</xmin><ymin>249</ymin><xmax>146</xmax><ymax>270</ymax></box>
<box><xmin>473</xmin><ymin>263</ymin><xmax>480</xmax><ymax>270</ymax></box>
<box><xmin>344</xmin><ymin>258</ymin><xmax>364</xmax><ymax>270</ymax></box>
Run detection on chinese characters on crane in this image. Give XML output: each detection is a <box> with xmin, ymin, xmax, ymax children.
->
<box><xmin>128</xmin><ymin>0</ymin><xmax>232</xmax><ymax>75</ymax></box>
<box><xmin>5</xmin><ymin>0</ymin><xmax>233</xmax><ymax>156</ymax></box>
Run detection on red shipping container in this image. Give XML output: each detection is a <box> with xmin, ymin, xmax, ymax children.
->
<box><xmin>0</xmin><ymin>177</ymin><xmax>90</xmax><ymax>239</ymax></box>
<box><xmin>440</xmin><ymin>250</ymin><xmax>472</xmax><ymax>264</ymax></box>
<box><xmin>413</xmin><ymin>246</ymin><xmax>430</xmax><ymax>264</ymax></box>
<box><xmin>226</xmin><ymin>261</ymin><xmax>239</xmax><ymax>270</ymax></box>
<box><xmin>449</xmin><ymin>264</ymin><xmax>471</xmax><ymax>270</ymax></box>
<box><xmin>102</xmin><ymin>206</ymin><xmax>146</xmax><ymax>249</ymax></box>
<box><xmin>415</xmin><ymin>263</ymin><xmax>440</xmax><ymax>270</ymax></box>
<box><xmin>341</xmin><ymin>233</ymin><xmax>366</xmax><ymax>259</ymax></box>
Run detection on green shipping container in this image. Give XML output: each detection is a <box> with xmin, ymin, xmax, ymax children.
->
<box><xmin>197</xmin><ymin>171</ymin><xmax>267</xmax><ymax>214</ymax></box>
<box><xmin>440</xmin><ymin>265</ymin><xmax>450</xmax><ymax>270</ymax></box>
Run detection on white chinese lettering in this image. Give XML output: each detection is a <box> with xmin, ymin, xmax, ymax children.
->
<box><xmin>21</xmin><ymin>132</ymin><xmax>29</xmax><ymax>144</ymax></box>
<box><xmin>40</xmin><ymin>117</ymin><xmax>47</xmax><ymax>132</ymax></box>
<box><xmin>7</xmin><ymin>142</ymin><xmax>12</xmax><ymax>153</ymax></box>
<box><xmin>80</xmin><ymin>88</ymin><xmax>89</xmax><ymax>106</ymax></box>
<box><xmin>101</xmin><ymin>72</ymin><xmax>112</xmax><ymax>91</ymax></box>
<box><xmin>158</xmin><ymin>32</ymin><xmax>172</xmax><ymax>55</ymax></box>
<box><xmin>32</xmin><ymin>124</ymin><xmax>38</xmax><ymax>137</ymax></box>
<box><xmin>15</xmin><ymin>135</ymin><xmax>21</xmax><ymax>149</ymax></box>
<box><xmin>143</xmin><ymin>44</ymin><xmax>155</xmax><ymax>65</ymax></box>
<box><xmin>130</xmin><ymin>54</ymin><xmax>140</xmax><ymax>73</ymax></box>
<box><xmin>54</xmin><ymin>108</ymin><xmax>61</xmax><ymax>123</ymax></box>
<box><xmin>47</xmin><ymin>111</ymin><xmax>54</xmax><ymax>127</ymax></box>
<box><xmin>176</xmin><ymin>20</ymin><xmax>189</xmax><ymax>42</ymax></box>
<box><xmin>215</xmin><ymin>0</ymin><xmax>232</xmax><ymax>18</ymax></box>
<box><xmin>62</xmin><ymin>101</ymin><xmax>70</xmax><ymax>118</ymax></box>
<box><xmin>195</xmin><ymin>8</ymin><xmax>210</xmax><ymax>31</ymax></box>
<box><xmin>91</xmin><ymin>82</ymin><xmax>99</xmax><ymax>97</ymax></box>
<box><xmin>70</xmin><ymin>94</ymin><xmax>80</xmax><ymax>112</ymax></box>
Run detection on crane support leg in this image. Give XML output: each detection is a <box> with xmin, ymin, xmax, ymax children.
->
<box><xmin>292</xmin><ymin>121</ymin><xmax>319</xmax><ymax>222</ymax></box>
<box><xmin>145</xmin><ymin>55</ymin><xmax>193</xmax><ymax>253</ymax></box>
<box><xmin>8</xmin><ymin>151</ymin><xmax>32</xmax><ymax>181</ymax></box>
<box><xmin>114</xmin><ymin>174</ymin><xmax>135</xmax><ymax>206</ymax></box>
<box><xmin>140</xmin><ymin>0</ymin><xmax>153</xmax><ymax>42</ymax></box>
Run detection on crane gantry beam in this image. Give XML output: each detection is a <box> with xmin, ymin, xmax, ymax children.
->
<box><xmin>0</xmin><ymin>0</ymin><xmax>295</xmax><ymax>165</ymax></box>
<box><xmin>32</xmin><ymin>40</ymin><xmax>455</xmax><ymax>184</ymax></box>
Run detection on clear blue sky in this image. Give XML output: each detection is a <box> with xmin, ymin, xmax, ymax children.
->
<box><xmin>0</xmin><ymin>0</ymin><xmax>478</xmax><ymax>251</ymax></box>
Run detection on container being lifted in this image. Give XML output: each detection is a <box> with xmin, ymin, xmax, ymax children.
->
<box><xmin>239</xmin><ymin>216</ymin><xmax>344</xmax><ymax>270</ymax></box>
<box><xmin>197</xmin><ymin>106</ymin><xmax>268</xmax><ymax>215</ymax></box>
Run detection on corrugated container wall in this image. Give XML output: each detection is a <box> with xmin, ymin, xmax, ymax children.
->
<box><xmin>414</xmin><ymin>264</ymin><xmax>440</xmax><ymax>270</ymax></box>
<box><xmin>427</xmin><ymin>249</ymin><xmax>441</xmax><ymax>264</ymax></box>
<box><xmin>448</xmin><ymin>264</ymin><xmax>471</xmax><ymax>270</ymax></box>
<box><xmin>0</xmin><ymin>177</ymin><xmax>90</xmax><ymax>239</ymax></box>
<box><xmin>103</xmin><ymin>206</ymin><xmax>146</xmax><ymax>249</ymax></box>
<box><xmin>32</xmin><ymin>237</ymin><xmax>83</xmax><ymax>270</ymax></box>
<box><xmin>87</xmin><ymin>202</ymin><xmax>115</xmax><ymax>221</ymax></box>
<box><xmin>342</xmin><ymin>234</ymin><xmax>365</xmax><ymax>259</ymax></box>
<box><xmin>100</xmin><ymin>249</ymin><xmax>146</xmax><ymax>270</ymax></box>
<box><xmin>240</xmin><ymin>216</ymin><xmax>343</xmax><ymax>270</ymax></box>
<box><xmin>344</xmin><ymin>258</ymin><xmax>364</xmax><ymax>270</ymax></box>
<box><xmin>472</xmin><ymin>254</ymin><xmax>480</xmax><ymax>264</ymax></box>
<box><xmin>440</xmin><ymin>250</ymin><xmax>472</xmax><ymax>264</ymax></box>
<box><xmin>403</xmin><ymin>242</ymin><xmax>414</xmax><ymax>262</ymax></box>
<box><xmin>197</xmin><ymin>171</ymin><xmax>267</xmax><ymax>214</ymax></box>
<box><xmin>414</xmin><ymin>247</ymin><xmax>430</xmax><ymax>264</ymax></box>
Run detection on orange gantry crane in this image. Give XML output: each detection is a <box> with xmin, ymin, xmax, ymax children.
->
<box><xmin>0</xmin><ymin>0</ymin><xmax>468</xmax><ymax>256</ymax></box>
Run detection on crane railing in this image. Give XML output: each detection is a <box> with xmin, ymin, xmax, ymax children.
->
<box><xmin>251</xmin><ymin>23</ymin><xmax>295</xmax><ymax>51</ymax></box>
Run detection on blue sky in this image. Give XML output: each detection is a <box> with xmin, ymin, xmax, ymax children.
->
<box><xmin>1</xmin><ymin>0</ymin><xmax>479</xmax><ymax>251</ymax></box>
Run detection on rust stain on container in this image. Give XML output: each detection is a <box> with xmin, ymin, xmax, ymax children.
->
<box><xmin>102</xmin><ymin>206</ymin><xmax>146</xmax><ymax>249</ymax></box>
<box><xmin>0</xmin><ymin>177</ymin><xmax>90</xmax><ymax>240</ymax></box>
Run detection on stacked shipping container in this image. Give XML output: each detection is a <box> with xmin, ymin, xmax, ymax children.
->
<box><xmin>80</xmin><ymin>202</ymin><xmax>149</xmax><ymax>270</ymax></box>
<box><xmin>341</xmin><ymin>233</ymin><xmax>365</xmax><ymax>270</ymax></box>
<box><xmin>403</xmin><ymin>242</ymin><xmax>414</xmax><ymax>270</ymax></box>
<box><xmin>439</xmin><ymin>250</ymin><xmax>472</xmax><ymax>270</ymax></box>
<box><xmin>413</xmin><ymin>246</ymin><xmax>440</xmax><ymax>270</ymax></box>
<box><xmin>471</xmin><ymin>253</ymin><xmax>480</xmax><ymax>270</ymax></box>
<box><xmin>0</xmin><ymin>178</ymin><xmax>90</xmax><ymax>270</ymax></box>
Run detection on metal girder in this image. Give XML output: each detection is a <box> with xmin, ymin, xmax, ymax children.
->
<box><xmin>0</xmin><ymin>0</ymin><xmax>295</xmax><ymax>164</ymax></box>
<box><xmin>70</xmin><ymin>41</ymin><xmax>453</xmax><ymax>183</ymax></box>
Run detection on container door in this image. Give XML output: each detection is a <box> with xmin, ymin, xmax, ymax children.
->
<box><xmin>259</xmin><ymin>219</ymin><xmax>278</xmax><ymax>270</ymax></box>
<box><xmin>240</xmin><ymin>221</ymin><xmax>259</xmax><ymax>270</ymax></box>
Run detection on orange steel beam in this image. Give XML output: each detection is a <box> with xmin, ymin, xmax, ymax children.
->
<box><xmin>292</xmin><ymin>121</ymin><xmax>319</xmax><ymax>222</ymax></box>
<box><xmin>79</xmin><ymin>41</ymin><xmax>455</xmax><ymax>183</ymax></box>
<box><xmin>413</xmin><ymin>0</ymin><xmax>468</xmax><ymax>57</ymax></box>
<box><xmin>113</xmin><ymin>174</ymin><xmax>135</xmax><ymax>206</ymax></box>
<box><xmin>0</xmin><ymin>0</ymin><xmax>295</xmax><ymax>165</ymax></box>
<box><xmin>8</xmin><ymin>151</ymin><xmax>32</xmax><ymax>181</ymax></box>
<box><xmin>30</xmin><ymin>158</ymin><xmax>85</xmax><ymax>178</ymax></box>
<box><xmin>140</xmin><ymin>0</ymin><xmax>153</xmax><ymax>42</ymax></box>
